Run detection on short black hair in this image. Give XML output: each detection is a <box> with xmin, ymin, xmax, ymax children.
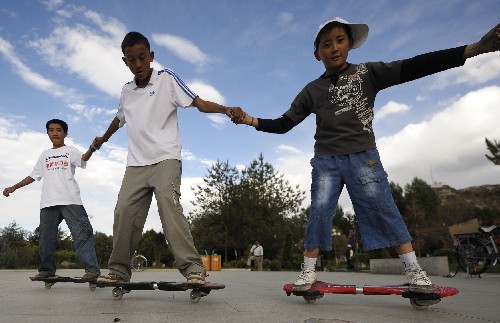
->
<box><xmin>46</xmin><ymin>119</ymin><xmax>68</xmax><ymax>133</ymax></box>
<box><xmin>314</xmin><ymin>21</ymin><xmax>352</xmax><ymax>52</ymax></box>
<box><xmin>121</xmin><ymin>31</ymin><xmax>150</xmax><ymax>54</ymax></box>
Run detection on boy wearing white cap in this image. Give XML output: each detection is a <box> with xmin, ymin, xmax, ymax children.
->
<box><xmin>234</xmin><ymin>17</ymin><xmax>500</xmax><ymax>293</ymax></box>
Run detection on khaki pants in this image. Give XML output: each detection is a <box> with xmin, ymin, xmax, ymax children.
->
<box><xmin>108</xmin><ymin>159</ymin><xmax>204</xmax><ymax>281</ymax></box>
<box><xmin>247</xmin><ymin>255</ymin><xmax>264</xmax><ymax>271</ymax></box>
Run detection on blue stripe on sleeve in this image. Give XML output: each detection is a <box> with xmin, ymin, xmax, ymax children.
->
<box><xmin>159</xmin><ymin>69</ymin><xmax>197</xmax><ymax>99</ymax></box>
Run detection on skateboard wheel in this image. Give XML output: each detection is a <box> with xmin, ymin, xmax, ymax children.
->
<box><xmin>190</xmin><ymin>290</ymin><xmax>201</xmax><ymax>303</ymax></box>
<box><xmin>303</xmin><ymin>295</ymin><xmax>318</xmax><ymax>303</ymax></box>
<box><xmin>89</xmin><ymin>283</ymin><xmax>97</xmax><ymax>291</ymax></box>
<box><xmin>112</xmin><ymin>288</ymin><xmax>124</xmax><ymax>300</ymax></box>
<box><xmin>44</xmin><ymin>282</ymin><xmax>54</xmax><ymax>290</ymax></box>
<box><xmin>410</xmin><ymin>298</ymin><xmax>432</xmax><ymax>310</ymax></box>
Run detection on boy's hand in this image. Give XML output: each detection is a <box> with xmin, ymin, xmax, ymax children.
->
<box><xmin>465</xmin><ymin>23</ymin><xmax>500</xmax><ymax>58</ymax></box>
<box><xmin>92</xmin><ymin>137</ymin><xmax>105</xmax><ymax>150</ymax></box>
<box><xmin>478</xmin><ymin>23</ymin><xmax>500</xmax><ymax>53</ymax></box>
<box><xmin>228</xmin><ymin>107</ymin><xmax>245</xmax><ymax>124</ymax></box>
<box><xmin>3</xmin><ymin>187</ymin><xmax>15</xmax><ymax>197</ymax></box>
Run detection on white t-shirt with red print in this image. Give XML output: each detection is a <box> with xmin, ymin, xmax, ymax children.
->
<box><xmin>30</xmin><ymin>146</ymin><xmax>87</xmax><ymax>209</ymax></box>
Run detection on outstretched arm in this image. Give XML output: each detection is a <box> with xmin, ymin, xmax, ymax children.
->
<box><xmin>3</xmin><ymin>176</ymin><xmax>35</xmax><ymax>197</ymax></box>
<box><xmin>464</xmin><ymin>23</ymin><xmax>500</xmax><ymax>59</ymax></box>
<box><xmin>192</xmin><ymin>97</ymin><xmax>241</xmax><ymax>120</ymax></box>
<box><xmin>82</xmin><ymin>142</ymin><xmax>97</xmax><ymax>161</ymax></box>
<box><xmin>231</xmin><ymin>108</ymin><xmax>296</xmax><ymax>134</ymax></box>
<box><xmin>93</xmin><ymin>117</ymin><xmax>120</xmax><ymax>150</ymax></box>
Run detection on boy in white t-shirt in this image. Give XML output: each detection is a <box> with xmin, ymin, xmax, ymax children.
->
<box><xmin>3</xmin><ymin>119</ymin><xmax>101</xmax><ymax>280</ymax></box>
<box><xmin>93</xmin><ymin>31</ymin><xmax>240</xmax><ymax>285</ymax></box>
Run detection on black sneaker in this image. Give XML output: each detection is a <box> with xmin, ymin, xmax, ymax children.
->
<box><xmin>34</xmin><ymin>272</ymin><xmax>55</xmax><ymax>279</ymax></box>
<box><xmin>186</xmin><ymin>272</ymin><xmax>206</xmax><ymax>285</ymax></box>
<box><xmin>81</xmin><ymin>270</ymin><xmax>101</xmax><ymax>281</ymax></box>
<box><xmin>97</xmin><ymin>273</ymin><xmax>127</xmax><ymax>283</ymax></box>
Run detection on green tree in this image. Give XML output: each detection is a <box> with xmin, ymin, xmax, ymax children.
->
<box><xmin>0</xmin><ymin>222</ymin><xmax>36</xmax><ymax>268</ymax></box>
<box><xmin>239</xmin><ymin>154</ymin><xmax>305</xmax><ymax>261</ymax></box>
<box><xmin>390</xmin><ymin>181</ymin><xmax>406</xmax><ymax>212</ymax></box>
<box><xmin>190</xmin><ymin>160</ymin><xmax>241</xmax><ymax>263</ymax></box>
<box><xmin>485</xmin><ymin>137</ymin><xmax>500</xmax><ymax>165</ymax></box>
<box><xmin>190</xmin><ymin>154</ymin><xmax>305</xmax><ymax>264</ymax></box>
<box><xmin>93</xmin><ymin>232</ymin><xmax>113</xmax><ymax>269</ymax></box>
<box><xmin>137</xmin><ymin>229</ymin><xmax>170</xmax><ymax>268</ymax></box>
<box><xmin>403</xmin><ymin>177</ymin><xmax>441</xmax><ymax>229</ymax></box>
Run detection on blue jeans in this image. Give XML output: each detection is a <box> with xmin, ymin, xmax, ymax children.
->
<box><xmin>38</xmin><ymin>205</ymin><xmax>100</xmax><ymax>275</ymax></box>
<box><xmin>304</xmin><ymin>149</ymin><xmax>412</xmax><ymax>251</ymax></box>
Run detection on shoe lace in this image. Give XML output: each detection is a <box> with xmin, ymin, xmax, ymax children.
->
<box><xmin>407</xmin><ymin>268</ymin><xmax>431</xmax><ymax>284</ymax></box>
<box><xmin>297</xmin><ymin>264</ymin><xmax>313</xmax><ymax>280</ymax></box>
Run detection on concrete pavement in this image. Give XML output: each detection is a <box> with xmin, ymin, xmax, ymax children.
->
<box><xmin>0</xmin><ymin>268</ymin><xmax>499</xmax><ymax>323</ymax></box>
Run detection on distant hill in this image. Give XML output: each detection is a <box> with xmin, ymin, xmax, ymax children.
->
<box><xmin>432</xmin><ymin>184</ymin><xmax>500</xmax><ymax>210</ymax></box>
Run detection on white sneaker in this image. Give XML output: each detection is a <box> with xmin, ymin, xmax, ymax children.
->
<box><xmin>293</xmin><ymin>265</ymin><xmax>316</xmax><ymax>291</ymax></box>
<box><xmin>404</xmin><ymin>264</ymin><xmax>435</xmax><ymax>294</ymax></box>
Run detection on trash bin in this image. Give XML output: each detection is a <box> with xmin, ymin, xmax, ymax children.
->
<box><xmin>200</xmin><ymin>255</ymin><xmax>211</xmax><ymax>271</ymax></box>
<box><xmin>210</xmin><ymin>254</ymin><xmax>221</xmax><ymax>271</ymax></box>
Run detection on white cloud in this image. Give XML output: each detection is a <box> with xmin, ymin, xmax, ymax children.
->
<box><xmin>0</xmin><ymin>37</ymin><xmax>82</xmax><ymax>103</ymax></box>
<box><xmin>276</xmin><ymin>144</ymin><xmax>301</xmax><ymax>154</ymax></box>
<box><xmin>374</xmin><ymin>101</ymin><xmax>410</xmax><ymax>121</ymax></box>
<box><xmin>152</xmin><ymin>33</ymin><xmax>210</xmax><ymax>69</ymax></box>
<box><xmin>187</xmin><ymin>81</ymin><xmax>225</xmax><ymax>104</ymax></box>
<box><xmin>432</xmin><ymin>52</ymin><xmax>500</xmax><ymax>89</ymax></box>
<box><xmin>29</xmin><ymin>24</ymin><xmax>128</xmax><ymax>97</ymax></box>
<box><xmin>206</xmin><ymin>114</ymin><xmax>229</xmax><ymax>129</ymax></box>
<box><xmin>186</xmin><ymin>80</ymin><xmax>231</xmax><ymax>128</ymax></box>
<box><xmin>379</xmin><ymin>86</ymin><xmax>500</xmax><ymax>188</ymax></box>
<box><xmin>277</xmin><ymin>12</ymin><xmax>293</xmax><ymax>26</ymax></box>
<box><xmin>41</xmin><ymin>0</ymin><xmax>64</xmax><ymax>11</ymax></box>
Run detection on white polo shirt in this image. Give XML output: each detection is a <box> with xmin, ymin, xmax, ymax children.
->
<box><xmin>117</xmin><ymin>68</ymin><xmax>197</xmax><ymax>166</ymax></box>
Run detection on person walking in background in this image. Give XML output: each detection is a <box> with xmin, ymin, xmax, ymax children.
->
<box><xmin>3</xmin><ymin>119</ymin><xmax>101</xmax><ymax>280</ymax></box>
<box><xmin>345</xmin><ymin>244</ymin><xmax>354</xmax><ymax>270</ymax></box>
<box><xmin>246</xmin><ymin>240</ymin><xmax>264</xmax><ymax>271</ymax></box>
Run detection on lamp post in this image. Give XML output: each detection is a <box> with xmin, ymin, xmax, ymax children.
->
<box><xmin>331</xmin><ymin>228</ymin><xmax>341</xmax><ymax>266</ymax></box>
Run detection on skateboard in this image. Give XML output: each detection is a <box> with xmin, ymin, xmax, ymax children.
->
<box><xmin>30</xmin><ymin>276</ymin><xmax>98</xmax><ymax>291</ymax></box>
<box><xmin>96</xmin><ymin>281</ymin><xmax>225</xmax><ymax>303</ymax></box>
<box><xmin>283</xmin><ymin>281</ymin><xmax>459</xmax><ymax>310</ymax></box>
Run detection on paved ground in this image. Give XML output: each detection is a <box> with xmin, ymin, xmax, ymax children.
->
<box><xmin>0</xmin><ymin>268</ymin><xmax>499</xmax><ymax>323</ymax></box>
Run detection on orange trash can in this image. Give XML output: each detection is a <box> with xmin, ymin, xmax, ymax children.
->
<box><xmin>210</xmin><ymin>255</ymin><xmax>221</xmax><ymax>271</ymax></box>
<box><xmin>200</xmin><ymin>255</ymin><xmax>211</xmax><ymax>271</ymax></box>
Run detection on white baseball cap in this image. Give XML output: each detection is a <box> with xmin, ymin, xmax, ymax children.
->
<box><xmin>314</xmin><ymin>17</ymin><xmax>369</xmax><ymax>51</ymax></box>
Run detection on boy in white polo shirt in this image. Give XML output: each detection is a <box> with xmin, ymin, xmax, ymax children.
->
<box><xmin>3</xmin><ymin>119</ymin><xmax>101</xmax><ymax>280</ymax></box>
<box><xmin>93</xmin><ymin>31</ymin><xmax>240</xmax><ymax>284</ymax></box>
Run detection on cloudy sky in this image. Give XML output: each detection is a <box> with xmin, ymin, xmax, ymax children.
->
<box><xmin>0</xmin><ymin>0</ymin><xmax>499</xmax><ymax>236</ymax></box>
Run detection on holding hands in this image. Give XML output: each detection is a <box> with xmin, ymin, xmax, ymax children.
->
<box><xmin>465</xmin><ymin>23</ymin><xmax>500</xmax><ymax>58</ymax></box>
<box><xmin>228</xmin><ymin>107</ymin><xmax>255</xmax><ymax>126</ymax></box>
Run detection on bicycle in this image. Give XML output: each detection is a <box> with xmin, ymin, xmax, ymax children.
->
<box><xmin>451</xmin><ymin>223</ymin><xmax>499</xmax><ymax>276</ymax></box>
<box><xmin>131</xmin><ymin>252</ymin><xmax>148</xmax><ymax>272</ymax></box>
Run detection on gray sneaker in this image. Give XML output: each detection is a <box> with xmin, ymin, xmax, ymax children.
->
<box><xmin>293</xmin><ymin>265</ymin><xmax>316</xmax><ymax>291</ymax></box>
<box><xmin>186</xmin><ymin>272</ymin><xmax>206</xmax><ymax>285</ymax></box>
<box><xmin>81</xmin><ymin>270</ymin><xmax>101</xmax><ymax>281</ymax></box>
<box><xmin>34</xmin><ymin>272</ymin><xmax>55</xmax><ymax>279</ymax></box>
<box><xmin>96</xmin><ymin>273</ymin><xmax>128</xmax><ymax>283</ymax></box>
<box><xmin>404</xmin><ymin>264</ymin><xmax>435</xmax><ymax>294</ymax></box>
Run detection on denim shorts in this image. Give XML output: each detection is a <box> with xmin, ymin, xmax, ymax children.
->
<box><xmin>304</xmin><ymin>148</ymin><xmax>412</xmax><ymax>251</ymax></box>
